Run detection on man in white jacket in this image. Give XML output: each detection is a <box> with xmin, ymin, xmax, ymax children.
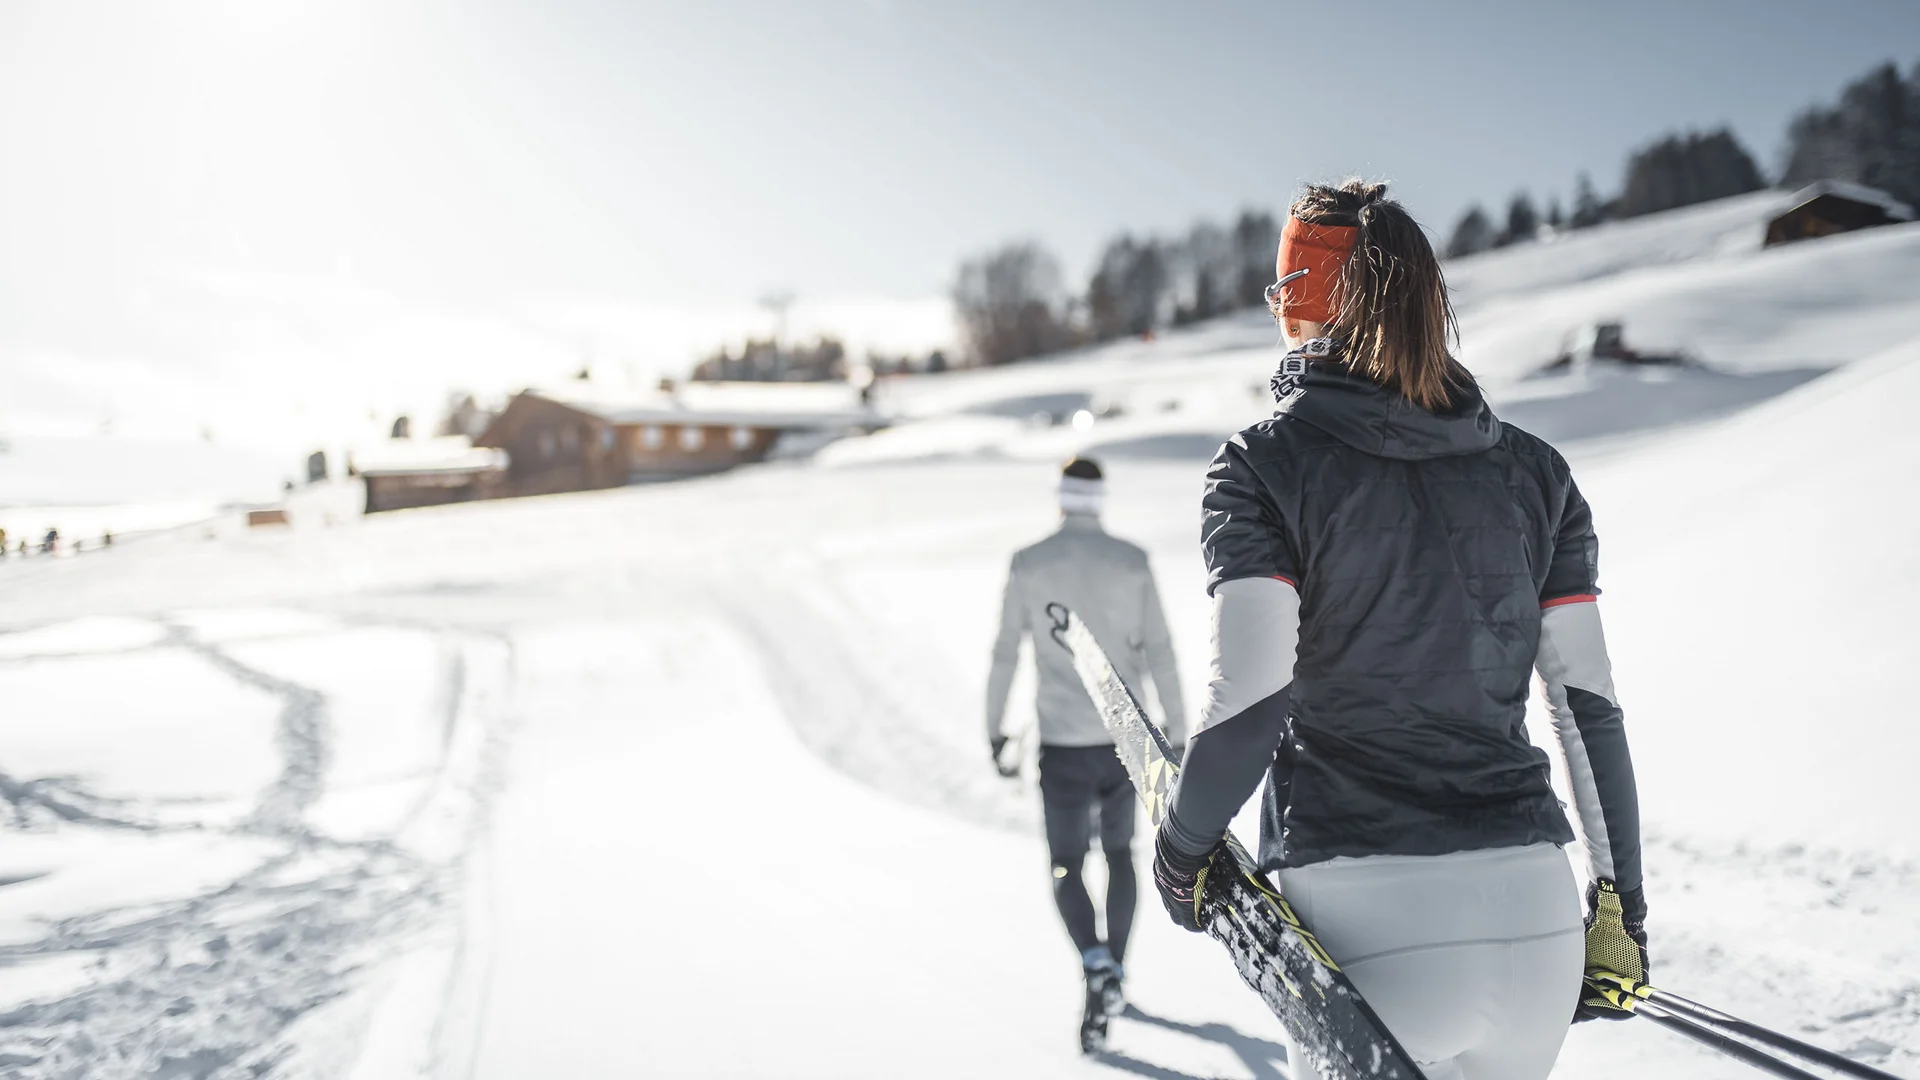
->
<box><xmin>987</xmin><ymin>457</ymin><xmax>1186</xmax><ymax>1014</ymax></box>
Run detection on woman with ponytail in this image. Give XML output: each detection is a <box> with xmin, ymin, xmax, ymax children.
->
<box><xmin>1152</xmin><ymin>180</ymin><xmax>1646</xmax><ymax>1079</ymax></box>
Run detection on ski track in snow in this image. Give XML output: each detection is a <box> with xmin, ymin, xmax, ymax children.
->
<box><xmin>0</xmin><ymin>618</ymin><xmax>512</xmax><ymax>1080</ymax></box>
<box><xmin>714</xmin><ymin>559</ymin><xmax>1037</xmax><ymax>837</ymax></box>
<box><xmin>174</xmin><ymin>627</ymin><xmax>332</xmax><ymax>837</ymax></box>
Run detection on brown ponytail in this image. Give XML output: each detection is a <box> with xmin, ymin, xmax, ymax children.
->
<box><xmin>1291</xmin><ymin>179</ymin><xmax>1473</xmax><ymax>412</ymax></box>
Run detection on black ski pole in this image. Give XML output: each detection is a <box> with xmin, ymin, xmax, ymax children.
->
<box><xmin>1587</xmin><ymin>972</ymin><xmax>1911</xmax><ymax>1080</ymax></box>
<box><xmin>1643</xmin><ymin>988</ymin><xmax>1908</xmax><ymax>1080</ymax></box>
<box><xmin>1639</xmin><ymin>1004</ymin><xmax>1826</xmax><ymax>1080</ymax></box>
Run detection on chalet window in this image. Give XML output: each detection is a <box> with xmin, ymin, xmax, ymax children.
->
<box><xmin>679</xmin><ymin>425</ymin><xmax>706</xmax><ymax>451</ymax></box>
<box><xmin>640</xmin><ymin>425</ymin><xmax>663</xmax><ymax>450</ymax></box>
<box><xmin>538</xmin><ymin>431</ymin><xmax>556</xmax><ymax>460</ymax></box>
<box><xmin>730</xmin><ymin>426</ymin><xmax>754</xmax><ymax>451</ymax></box>
<box><xmin>561</xmin><ymin>426</ymin><xmax>579</xmax><ymax>454</ymax></box>
<box><xmin>600</xmin><ymin>427</ymin><xmax>615</xmax><ymax>450</ymax></box>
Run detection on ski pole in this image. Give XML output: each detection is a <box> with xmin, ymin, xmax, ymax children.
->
<box><xmin>1589</xmin><ymin>973</ymin><xmax>1910</xmax><ymax>1080</ymax></box>
<box><xmin>1648</xmin><ymin>988</ymin><xmax>1907</xmax><ymax>1080</ymax></box>
<box><xmin>1639</xmin><ymin>1004</ymin><xmax>1826</xmax><ymax>1080</ymax></box>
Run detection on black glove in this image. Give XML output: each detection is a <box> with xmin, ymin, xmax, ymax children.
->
<box><xmin>1575</xmin><ymin>879</ymin><xmax>1649</xmax><ymax>1023</ymax></box>
<box><xmin>989</xmin><ymin>736</ymin><xmax>1018</xmax><ymax>778</ymax></box>
<box><xmin>1152</xmin><ymin>827</ymin><xmax>1222</xmax><ymax>933</ymax></box>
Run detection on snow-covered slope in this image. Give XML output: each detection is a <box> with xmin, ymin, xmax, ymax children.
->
<box><xmin>1580</xmin><ymin>335</ymin><xmax>1920</xmax><ymax>854</ymax></box>
<box><xmin>5</xmin><ymin>332</ymin><xmax>1918</xmax><ymax>1075</ymax></box>
<box><xmin>0</xmin><ymin>435</ymin><xmax>291</xmax><ymax>542</ymax></box>
<box><xmin>1460</xmin><ymin>220</ymin><xmax>1920</xmax><ymax>382</ymax></box>
<box><xmin>1443</xmin><ymin>189</ymin><xmax>1796</xmax><ymax>310</ymax></box>
<box><xmin>4</xmin><ymin>192</ymin><xmax>1919</xmax><ymax>1080</ymax></box>
<box><xmin>855</xmin><ymin>197</ymin><xmax>1920</xmax><ymax>470</ymax></box>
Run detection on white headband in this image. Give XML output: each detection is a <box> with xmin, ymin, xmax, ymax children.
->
<box><xmin>1059</xmin><ymin>475</ymin><xmax>1106</xmax><ymax>516</ymax></box>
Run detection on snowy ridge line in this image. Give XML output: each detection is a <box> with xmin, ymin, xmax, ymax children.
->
<box><xmin>1443</xmin><ymin>189</ymin><xmax>1793</xmax><ymax>307</ymax></box>
<box><xmin>0</xmin><ymin>617</ymin><xmax>517</xmax><ymax>1080</ymax></box>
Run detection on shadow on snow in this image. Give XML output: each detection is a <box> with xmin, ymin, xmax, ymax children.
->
<box><xmin>1093</xmin><ymin>1006</ymin><xmax>1290</xmax><ymax>1080</ymax></box>
<box><xmin>1493</xmin><ymin>363</ymin><xmax>1831</xmax><ymax>445</ymax></box>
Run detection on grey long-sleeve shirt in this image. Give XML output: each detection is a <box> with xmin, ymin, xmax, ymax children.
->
<box><xmin>987</xmin><ymin>512</ymin><xmax>1186</xmax><ymax>748</ymax></box>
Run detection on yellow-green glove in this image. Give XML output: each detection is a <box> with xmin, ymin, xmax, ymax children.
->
<box><xmin>1576</xmin><ymin>879</ymin><xmax>1648</xmax><ymax>1023</ymax></box>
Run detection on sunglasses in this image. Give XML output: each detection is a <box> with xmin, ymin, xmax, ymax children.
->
<box><xmin>1263</xmin><ymin>267</ymin><xmax>1311</xmax><ymax>322</ymax></box>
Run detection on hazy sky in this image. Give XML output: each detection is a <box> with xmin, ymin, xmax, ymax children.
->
<box><xmin>2</xmin><ymin>0</ymin><xmax>1914</xmax><ymax>445</ymax></box>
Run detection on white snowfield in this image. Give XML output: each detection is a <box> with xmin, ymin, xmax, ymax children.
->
<box><xmin>1</xmin><ymin>192</ymin><xmax>1917</xmax><ymax>1078</ymax></box>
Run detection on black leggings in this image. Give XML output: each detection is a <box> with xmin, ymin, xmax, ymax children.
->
<box><xmin>1038</xmin><ymin>745</ymin><xmax>1138</xmax><ymax>964</ymax></box>
<box><xmin>1051</xmin><ymin>850</ymin><xmax>1137</xmax><ymax>965</ymax></box>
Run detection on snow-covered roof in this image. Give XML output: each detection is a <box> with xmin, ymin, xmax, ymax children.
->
<box><xmin>1784</xmin><ymin>179</ymin><xmax>1914</xmax><ymax>221</ymax></box>
<box><xmin>351</xmin><ymin>436</ymin><xmax>508</xmax><ymax>477</ymax></box>
<box><xmin>535</xmin><ymin>381</ymin><xmax>879</xmax><ymax>430</ymax></box>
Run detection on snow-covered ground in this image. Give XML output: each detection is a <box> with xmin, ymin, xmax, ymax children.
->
<box><xmin>3</xmin><ymin>193</ymin><xmax>1918</xmax><ymax>1078</ymax></box>
<box><xmin>0</xmin><ymin>610</ymin><xmax>513</xmax><ymax>1077</ymax></box>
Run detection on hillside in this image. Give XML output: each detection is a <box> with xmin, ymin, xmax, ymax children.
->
<box><xmin>858</xmin><ymin>191</ymin><xmax>1920</xmax><ymax>470</ymax></box>
<box><xmin>2</xmin><ymin>190</ymin><xmax>1918</xmax><ymax>1079</ymax></box>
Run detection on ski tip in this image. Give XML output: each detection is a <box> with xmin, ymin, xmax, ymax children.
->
<box><xmin>1045</xmin><ymin>601</ymin><xmax>1076</xmax><ymax>650</ymax></box>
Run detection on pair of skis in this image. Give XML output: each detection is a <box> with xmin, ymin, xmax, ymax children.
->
<box><xmin>1050</xmin><ymin>603</ymin><xmax>1910</xmax><ymax>1080</ymax></box>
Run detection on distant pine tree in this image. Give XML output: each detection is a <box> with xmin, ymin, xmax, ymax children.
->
<box><xmin>1545</xmin><ymin>197</ymin><xmax>1565</xmax><ymax>230</ymax></box>
<box><xmin>1570</xmin><ymin>171</ymin><xmax>1608</xmax><ymax>228</ymax></box>
<box><xmin>1086</xmin><ymin>235</ymin><xmax>1170</xmax><ymax>339</ymax></box>
<box><xmin>1445</xmin><ymin>205</ymin><xmax>1497</xmax><ymax>258</ymax></box>
<box><xmin>1230</xmin><ymin>209</ymin><xmax>1281</xmax><ymax>310</ymax></box>
<box><xmin>1496</xmin><ymin>193</ymin><xmax>1540</xmax><ymax>247</ymax></box>
<box><xmin>1120</xmin><ymin>242</ymin><xmax>1169</xmax><ymax>335</ymax></box>
<box><xmin>1781</xmin><ymin>60</ymin><xmax>1920</xmax><ymax>207</ymax></box>
<box><xmin>1617</xmin><ymin>128</ymin><xmax>1765</xmax><ymax>218</ymax></box>
<box><xmin>1173</xmin><ymin>220</ymin><xmax>1234</xmax><ymax>325</ymax></box>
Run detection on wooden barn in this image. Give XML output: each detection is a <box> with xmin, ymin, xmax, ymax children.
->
<box><xmin>1765</xmin><ymin>180</ymin><xmax>1913</xmax><ymax>247</ymax></box>
<box><xmin>474</xmin><ymin>383</ymin><xmax>877</xmax><ymax>499</ymax></box>
<box><xmin>354</xmin><ymin>439</ymin><xmax>510</xmax><ymax>514</ymax></box>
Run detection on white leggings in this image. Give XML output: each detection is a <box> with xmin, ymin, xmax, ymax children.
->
<box><xmin>1276</xmin><ymin>843</ymin><xmax>1585</xmax><ymax>1080</ymax></box>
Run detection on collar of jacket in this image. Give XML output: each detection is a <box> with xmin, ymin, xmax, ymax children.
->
<box><xmin>1270</xmin><ymin>339</ymin><xmax>1500</xmax><ymax>461</ymax></box>
<box><xmin>1059</xmin><ymin>511</ymin><xmax>1103</xmax><ymax>530</ymax></box>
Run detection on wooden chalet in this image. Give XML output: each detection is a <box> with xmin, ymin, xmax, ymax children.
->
<box><xmin>1765</xmin><ymin>181</ymin><xmax>1913</xmax><ymax>248</ymax></box>
<box><xmin>475</xmin><ymin>382</ymin><xmax>878</xmax><ymax>499</ymax></box>
<box><xmin>354</xmin><ymin>438</ymin><xmax>510</xmax><ymax>514</ymax></box>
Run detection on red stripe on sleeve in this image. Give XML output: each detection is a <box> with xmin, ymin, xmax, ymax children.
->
<box><xmin>1541</xmin><ymin>594</ymin><xmax>1598</xmax><ymax>609</ymax></box>
<box><xmin>1273</xmin><ymin>575</ymin><xmax>1298</xmax><ymax>588</ymax></box>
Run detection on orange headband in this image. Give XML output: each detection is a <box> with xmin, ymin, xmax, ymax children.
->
<box><xmin>1275</xmin><ymin>217</ymin><xmax>1358</xmax><ymax>325</ymax></box>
